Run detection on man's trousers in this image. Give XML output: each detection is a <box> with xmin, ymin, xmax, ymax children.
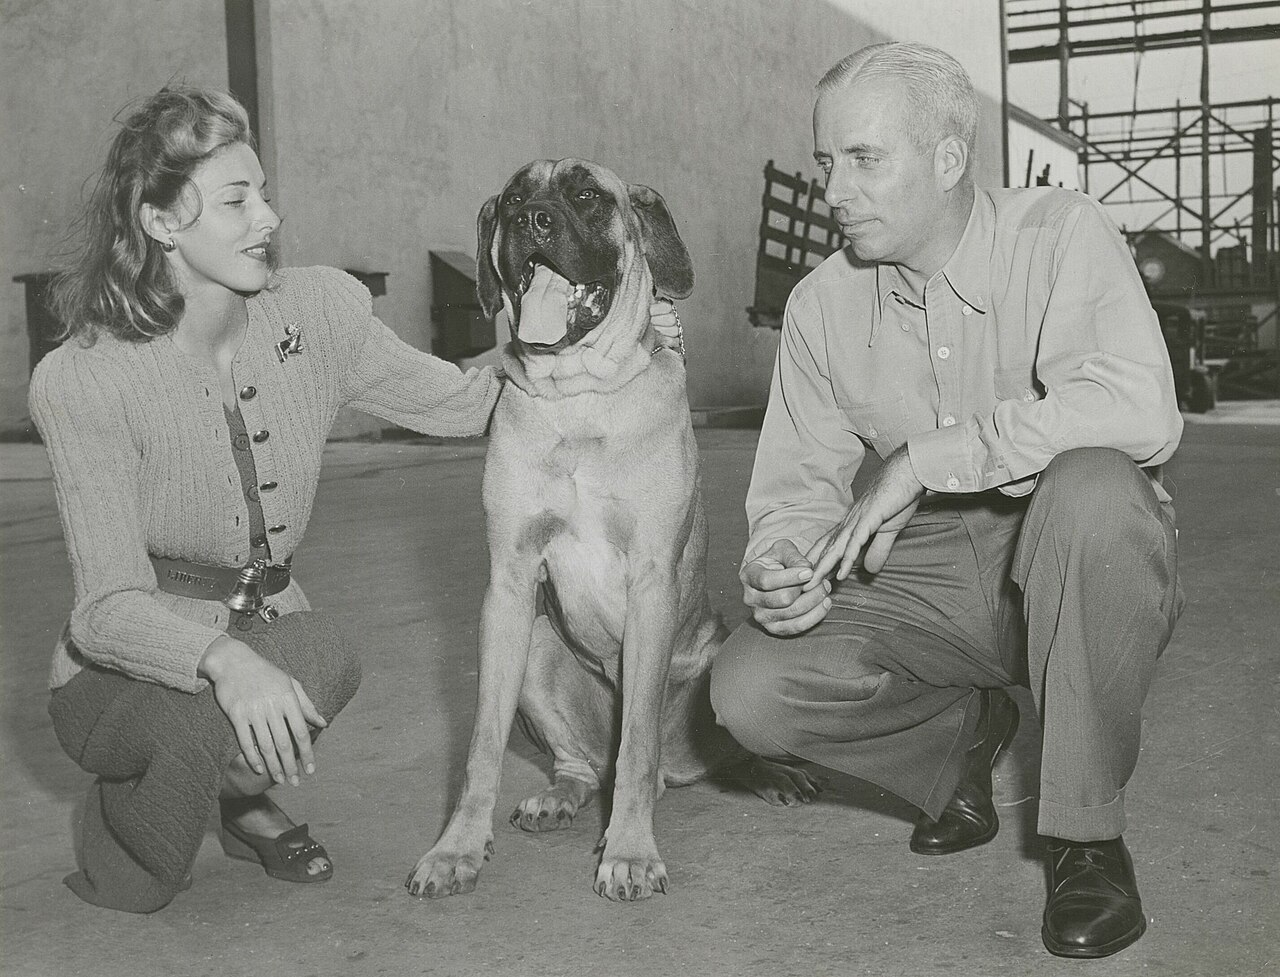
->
<box><xmin>710</xmin><ymin>448</ymin><xmax>1184</xmax><ymax>842</ymax></box>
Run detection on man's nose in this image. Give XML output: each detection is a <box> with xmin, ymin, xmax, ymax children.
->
<box><xmin>823</xmin><ymin>166</ymin><xmax>854</xmax><ymax>209</ymax></box>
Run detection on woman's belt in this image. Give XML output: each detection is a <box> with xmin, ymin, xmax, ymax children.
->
<box><xmin>150</xmin><ymin>555</ymin><xmax>292</xmax><ymax>603</ymax></box>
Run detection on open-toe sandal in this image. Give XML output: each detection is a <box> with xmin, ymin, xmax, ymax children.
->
<box><xmin>220</xmin><ymin>820</ymin><xmax>334</xmax><ymax>884</ymax></box>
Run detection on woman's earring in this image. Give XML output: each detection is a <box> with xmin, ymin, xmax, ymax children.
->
<box><xmin>160</xmin><ymin>238</ymin><xmax>176</xmax><ymax>253</ymax></box>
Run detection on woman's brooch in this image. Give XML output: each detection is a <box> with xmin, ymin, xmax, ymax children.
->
<box><xmin>275</xmin><ymin>323</ymin><xmax>303</xmax><ymax>363</ymax></box>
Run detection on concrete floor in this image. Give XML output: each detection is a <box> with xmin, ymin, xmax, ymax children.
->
<box><xmin>1</xmin><ymin>409</ymin><xmax>1276</xmax><ymax>977</ymax></box>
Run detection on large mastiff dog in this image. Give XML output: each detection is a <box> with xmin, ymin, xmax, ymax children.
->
<box><xmin>405</xmin><ymin>160</ymin><xmax>817</xmax><ymax>903</ymax></box>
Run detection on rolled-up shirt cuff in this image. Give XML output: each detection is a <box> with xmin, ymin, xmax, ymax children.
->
<box><xmin>907</xmin><ymin>426</ymin><xmax>978</xmax><ymax>493</ymax></box>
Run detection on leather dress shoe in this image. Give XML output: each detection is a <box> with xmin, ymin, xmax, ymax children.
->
<box><xmin>1042</xmin><ymin>836</ymin><xmax>1146</xmax><ymax>958</ymax></box>
<box><xmin>910</xmin><ymin>688</ymin><xmax>1019</xmax><ymax>855</ymax></box>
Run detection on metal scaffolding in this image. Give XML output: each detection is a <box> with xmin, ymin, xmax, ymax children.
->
<box><xmin>1006</xmin><ymin>0</ymin><xmax>1280</xmax><ymax>396</ymax></box>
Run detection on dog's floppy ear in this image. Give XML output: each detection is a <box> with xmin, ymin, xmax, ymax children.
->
<box><xmin>628</xmin><ymin>184</ymin><xmax>694</xmax><ymax>299</ymax></box>
<box><xmin>475</xmin><ymin>194</ymin><xmax>504</xmax><ymax>320</ymax></box>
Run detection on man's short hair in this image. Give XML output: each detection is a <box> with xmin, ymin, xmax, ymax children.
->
<box><xmin>818</xmin><ymin>42</ymin><xmax>978</xmax><ymax>156</ymax></box>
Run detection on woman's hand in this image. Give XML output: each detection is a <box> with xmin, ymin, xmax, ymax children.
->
<box><xmin>199</xmin><ymin>635</ymin><xmax>327</xmax><ymax>786</ymax></box>
<box><xmin>650</xmin><ymin>297</ymin><xmax>684</xmax><ymax>357</ymax></box>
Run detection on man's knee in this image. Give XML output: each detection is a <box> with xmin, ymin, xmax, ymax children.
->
<box><xmin>711</xmin><ymin>622</ymin><xmax>800</xmax><ymax>759</ymax></box>
<box><xmin>1034</xmin><ymin>448</ymin><xmax>1157</xmax><ymax>530</ymax></box>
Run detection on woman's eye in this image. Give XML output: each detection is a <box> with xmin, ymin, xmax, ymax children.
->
<box><xmin>226</xmin><ymin>199</ymin><xmax>246</xmax><ymax>207</ymax></box>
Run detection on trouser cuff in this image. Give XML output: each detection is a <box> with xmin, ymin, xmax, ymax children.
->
<box><xmin>1038</xmin><ymin>788</ymin><xmax>1127</xmax><ymax>841</ymax></box>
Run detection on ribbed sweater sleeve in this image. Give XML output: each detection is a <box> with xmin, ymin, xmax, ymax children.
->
<box><xmin>29</xmin><ymin>352</ymin><xmax>225</xmax><ymax>692</ymax></box>
<box><xmin>318</xmin><ymin>268</ymin><xmax>501</xmax><ymax>436</ymax></box>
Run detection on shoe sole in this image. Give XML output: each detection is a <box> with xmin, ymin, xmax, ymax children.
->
<box><xmin>910</xmin><ymin>692</ymin><xmax>1021</xmax><ymax>856</ymax></box>
<box><xmin>1041</xmin><ymin>917</ymin><xmax>1147</xmax><ymax>958</ymax></box>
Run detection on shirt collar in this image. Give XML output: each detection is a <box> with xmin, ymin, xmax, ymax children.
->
<box><xmin>938</xmin><ymin>187</ymin><xmax>993</xmax><ymax>314</ymax></box>
<box><xmin>867</xmin><ymin>189</ymin><xmax>992</xmax><ymax>347</ymax></box>
<box><xmin>870</xmin><ymin>264</ymin><xmax>916</xmax><ymax>347</ymax></box>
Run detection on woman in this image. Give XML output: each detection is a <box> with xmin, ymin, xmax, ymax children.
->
<box><xmin>32</xmin><ymin>85</ymin><xmax>682</xmax><ymax>913</ymax></box>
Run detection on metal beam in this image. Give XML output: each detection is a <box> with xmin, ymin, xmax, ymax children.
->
<box><xmin>1009</xmin><ymin>23</ymin><xmax>1280</xmax><ymax>62</ymax></box>
<box><xmin>1007</xmin><ymin>0</ymin><xmax>1280</xmax><ymax>34</ymax></box>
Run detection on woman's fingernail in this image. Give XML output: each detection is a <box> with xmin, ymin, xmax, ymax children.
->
<box><xmin>797</xmin><ymin>568</ymin><xmax>812</xmax><ymax>580</ymax></box>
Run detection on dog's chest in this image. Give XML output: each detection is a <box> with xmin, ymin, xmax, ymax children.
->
<box><xmin>528</xmin><ymin>430</ymin><xmax>632</xmax><ymax>543</ymax></box>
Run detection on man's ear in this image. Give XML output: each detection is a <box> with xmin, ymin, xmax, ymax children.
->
<box><xmin>628</xmin><ymin>184</ymin><xmax>694</xmax><ymax>299</ymax></box>
<box><xmin>139</xmin><ymin>202</ymin><xmax>178</xmax><ymax>247</ymax></box>
<box><xmin>935</xmin><ymin>135</ymin><xmax>970</xmax><ymax>193</ymax></box>
<box><xmin>475</xmin><ymin>195</ymin><xmax>504</xmax><ymax>320</ymax></box>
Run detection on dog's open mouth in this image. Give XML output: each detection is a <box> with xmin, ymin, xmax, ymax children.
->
<box><xmin>514</xmin><ymin>256</ymin><xmax>612</xmax><ymax>348</ymax></box>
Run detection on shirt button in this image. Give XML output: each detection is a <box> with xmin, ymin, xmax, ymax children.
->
<box><xmin>239</xmin><ymin>385</ymin><xmax>257</xmax><ymax>400</ymax></box>
<box><xmin>942</xmin><ymin>415</ymin><xmax>956</xmax><ymax>427</ymax></box>
<box><xmin>868</xmin><ymin>427</ymin><xmax>879</xmax><ymax>438</ymax></box>
<box><xmin>232</xmin><ymin>434</ymin><xmax>250</xmax><ymax>450</ymax></box>
<box><xmin>260</xmin><ymin>481</ymin><xmax>278</xmax><ymax>492</ymax></box>
<box><xmin>961</xmin><ymin>305</ymin><xmax>973</xmax><ymax>316</ymax></box>
<box><xmin>946</xmin><ymin>476</ymin><xmax>960</xmax><ymax>490</ymax></box>
<box><xmin>901</xmin><ymin>321</ymin><xmax>910</xmax><ymax>332</ymax></box>
<box><xmin>268</xmin><ymin>524</ymin><xmax>286</xmax><ymax>534</ymax></box>
<box><xmin>247</xmin><ymin>486</ymin><xmax>260</xmax><ymax>502</ymax></box>
<box><xmin>1023</xmin><ymin>389</ymin><xmax>1036</xmax><ymax>402</ymax></box>
<box><xmin>937</xmin><ymin>346</ymin><xmax>950</xmax><ymax>360</ymax></box>
<box><xmin>251</xmin><ymin>534</ymin><xmax>267</xmax><ymax>547</ymax></box>
<box><xmin>252</xmin><ymin>430</ymin><xmax>270</xmax><ymax>444</ymax></box>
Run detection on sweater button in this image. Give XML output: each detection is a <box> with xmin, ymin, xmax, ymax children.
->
<box><xmin>268</xmin><ymin>524</ymin><xmax>286</xmax><ymax>534</ymax></box>
<box><xmin>239</xmin><ymin>385</ymin><xmax>257</xmax><ymax>400</ymax></box>
<box><xmin>252</xmin><ymin>430</ymin><xmax>270</xmax><ymax>444</ymax></box>
<box><xmin>260</xmin><ymin>481</ymin><xmax>278</xmax><ymax>492</ymax></box>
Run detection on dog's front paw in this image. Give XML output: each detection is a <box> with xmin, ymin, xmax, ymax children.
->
<box><xmin>594</xmin><ymin>841</ymin><xmax>668</xmax><ymax>901</ymax></box>
<box><xmin>510</xmin><ymin>778</ymin><xmax>594</xmax><ymax>832</ymax></box>
<box><xmin>738</xmin><ymin>756</ymin><xmax>824</xmax><ymax>807</ymax></box>
<box><xmin>404</xmin><ymin>838</ymin><xmax>495</xmax><ymax>899</ymax></box>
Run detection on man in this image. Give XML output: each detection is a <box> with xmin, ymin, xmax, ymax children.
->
<box><xmin>710</xmin><ymin>42</ymin><xmax>1184</xmax><ymax>959</ymax></box>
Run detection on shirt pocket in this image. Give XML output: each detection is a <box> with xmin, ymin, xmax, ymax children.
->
<box><xmin>834</xmin><ymin>392</ymin><xmax>909</xmax><ymax>458</ymax></box>
<box><xmin>994</xmin><ymin>362</ymin><xmax>1043</xmax><ymax>405</ymax></box>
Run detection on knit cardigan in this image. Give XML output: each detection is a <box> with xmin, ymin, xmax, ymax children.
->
<box><xmin>29</xmin><ymin>266</ymin><xmax>501</xmax><ymax>693</ymax></box>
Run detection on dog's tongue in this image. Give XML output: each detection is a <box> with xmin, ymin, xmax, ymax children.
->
<box><xmin>518</xmin><ymin>264</ymin><xmax>572</xmax><ymax>346</ymax></box>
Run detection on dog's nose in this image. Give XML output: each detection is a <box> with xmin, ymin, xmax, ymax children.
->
<box><xmin>518</xmin><ymin>206</ymin><xmax>556</xmax><ymax>242</ymax></box>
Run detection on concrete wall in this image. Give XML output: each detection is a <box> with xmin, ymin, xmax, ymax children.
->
<box><xmin>2</xmin><ymin>0</ymin><xmax>1004</xmax><ymax>435</ymax></box>
<box><xmin>1</xmin><ymin>0</ymin><xmax>228</xmax><ymax>434</ymax></box>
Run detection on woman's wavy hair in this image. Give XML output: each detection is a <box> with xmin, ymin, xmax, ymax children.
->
<box><xmin>50</xmin><ymin>86</ymin><xmax>256</xmax><ymax>343</ymax></box>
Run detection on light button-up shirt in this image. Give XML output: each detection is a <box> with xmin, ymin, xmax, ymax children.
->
<box><xmin>744</xmin><ymin>186</ymin><xmax>1182</xmax><ymax>562</ymax></box>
